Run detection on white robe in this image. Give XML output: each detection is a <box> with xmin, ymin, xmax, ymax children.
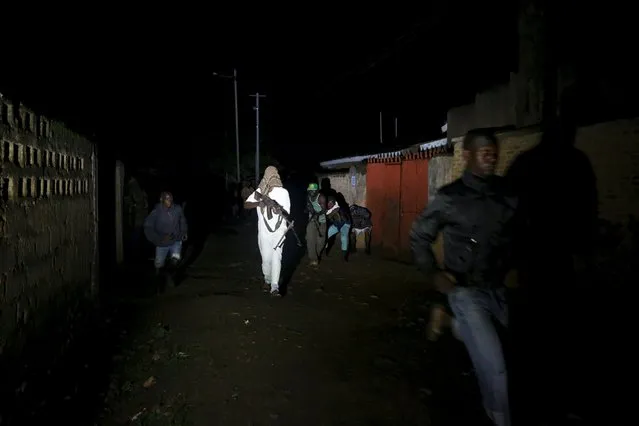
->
<box><xmin>245</xmin><ymin>187</ymin><xmax>291</xmax><ymax>291</ymax></box>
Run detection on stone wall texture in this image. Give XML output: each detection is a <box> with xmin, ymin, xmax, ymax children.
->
<box><xmin>0</xmin><ymin>97</ymin><xmax>97</xmax><ymax>355</ymax></box>
<box><xmin>427</xmin><ymin>155</ymin><xmax>454</xmax><ymax>203</ymax></box>
<box><xmin>449</xmin><ymin>119</ymin><xmax>639</xmax><ymax>227</ymax></box>
<box><xmin>316</xmin><ymin>164</ymin><xmax>367</xmax><ymax>207</ymax></box>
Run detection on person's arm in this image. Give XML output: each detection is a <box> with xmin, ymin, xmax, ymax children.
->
<box><xmin>143</xmin><ymin>207</ymin><xmax>161</xmax><ymax>245</ymax></box>
<box><xmin>410</xmin><ymin>194</ymin><xmax>450</xmax><ymax>283</ymax></box>
<box><xmin>244</xmin><ymin>189</ymin><xmax>261</xmax><ymax>209</ymax></box>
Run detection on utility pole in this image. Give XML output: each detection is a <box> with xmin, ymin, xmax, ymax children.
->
<box><xmin>250</xmin><ymin>93</ymin><xmax>266</xmax><ymax>186</ymax></box>
<box><xmin>213</xmin><ymin>69</ymin><xmax>241</xmax><ymax>183</ymax></box>
<box><xmin>232</xmin><ymin>69</ymin><xmax>240</xmax><ymax>184</ymax></box>
<box><xmin>379</xmin><ymin>111</ymin><xmax>383</xmax><ymax>144</ymax></box>
<box><xmin>394</xmin><ymin>116</ymin><xmax>398</xmax><ymax>139</ymax></box>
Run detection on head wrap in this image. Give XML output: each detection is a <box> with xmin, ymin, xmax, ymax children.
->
<box><xmin>258</xmin><ymin>166</ymin><xmax>282</xmax><ymax>196</ymax></box>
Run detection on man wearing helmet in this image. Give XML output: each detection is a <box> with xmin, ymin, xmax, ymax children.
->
<box><xmin>305</xmin><ymin>182</ymin><xmax>327</xmax><ymax>267</ymax></box>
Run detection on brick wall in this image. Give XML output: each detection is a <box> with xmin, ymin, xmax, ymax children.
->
<box><xmin>427</xmin><ymin>155</ymin><xmax>454</xmax><ymax>202</ymax></box>
<box><xmin>449</xmin><ymin>118</ymin><xmax>639</xmax><ymax>226</ymax></box>
<box><xmin>316</xmin><ymin>164</ymin><xmax>367</xmax><ymax>207</ymax></box>
<box><xmin>0</xmin><ymin>97</ymin><xmax>97</xmax><ymax>354</ymax></box>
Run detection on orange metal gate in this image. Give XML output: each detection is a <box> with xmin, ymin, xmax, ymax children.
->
<box><xmin>366</xmin><ymin>161</ymin><xmax>401</xmax><ymax>259</ymax></box>
<box><xmin>366</xmin><ymin>162</ymin><xmax>386</xmax><ymax>251</ymax></box>
<box><xmin>367</xmin><ymin>158</ymin><xmax>429</xmax><ymax>262</ymax></box>
<box><xmin>399</xmin><ymin>158</ymin><xmax>429</xmax><ymax>262</ymax></box>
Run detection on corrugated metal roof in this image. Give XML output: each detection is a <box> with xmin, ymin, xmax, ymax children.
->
<box><xmin>319</xmin><ymin>138</ymin><xmax>448</xmax><ymax>169</ymax></box>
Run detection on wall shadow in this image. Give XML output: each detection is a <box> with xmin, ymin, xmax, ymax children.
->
<box><xmin>505</xmin><ymin>86</ymin><xmax>607</xmax><ymax>424</ymax></box>
<box><xmin>320</xmin><ymin>177</ymin><xmax>337</xmax><ymax>199</ymax></box>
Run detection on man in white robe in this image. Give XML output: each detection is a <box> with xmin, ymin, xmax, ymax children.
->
<box><xmin>244</xmin><ymin>166</ymin><xmax>291</xmax><ymax>296</ymax></box>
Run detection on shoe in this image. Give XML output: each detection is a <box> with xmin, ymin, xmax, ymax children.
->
<box><xmin>342</xmin><ymin>250</ymin><xmax>349</xmax><ymax>262</ymax></box>
<box><xmin>270</xmin><ymin>289</ymin><xmax>281</xmax><ymax>297</ymax></box>
<box><xmin>309</xmin><ymin>260</ymin><xmax>319</xmax><ymax>267</ymax></box>
<box><xmin>427</xmin><ymin>304</ymin><xmax>450</xmax><ymax>341</ymax></box>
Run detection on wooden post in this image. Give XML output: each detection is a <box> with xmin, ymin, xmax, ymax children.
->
<box><xmin>114</xmin><ymin>160</ymin><xmax>125</xmax><ymax>265</ymax></box>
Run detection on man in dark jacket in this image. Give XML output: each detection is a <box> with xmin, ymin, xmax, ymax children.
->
<box><xmin>410</xmin><ymin>129</ymin><xmax>519</xmax><ymax>426</ymax></box>
<box><xmin>144</xmin><ymin>191</ymin><xmax>188</xmax><ymax>291</ymax></box>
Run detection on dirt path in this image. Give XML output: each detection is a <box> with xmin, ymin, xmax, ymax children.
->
<box><xmin>97</xmin><ymin>225</ymin><xmax>482</xmax><ymax>426</ymax></box>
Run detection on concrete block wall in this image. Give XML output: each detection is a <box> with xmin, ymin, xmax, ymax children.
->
<box><xmin>316</xmin><ymin>164</ymin><xmax>367</xmax><ymax>207</ymax></box>
<box><xmin>0</xmin><ymin>97</ymin><xmax>96</xmax><ymax>354</ymax></box>
<box><xmin>427</xmin><ymin>155</ymin><xmax>454</xmax><ymax>202</ymax></box>
<box><xmin>449</xmin><ymin>118</ymin><xmax>639</xmax><ymax>226</ymax></box>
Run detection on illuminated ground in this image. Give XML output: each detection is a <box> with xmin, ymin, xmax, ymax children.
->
<box><xmin>97</xmin><ymin>224</ymin><xmax>488</xmax><ymax>426</ymax></box>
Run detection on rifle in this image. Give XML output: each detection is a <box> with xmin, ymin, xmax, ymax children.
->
<box><xmin>306</xmin><ymin>195</ymin><xmax>328</xmax><ymax>237</ymax></box>
<box><xmin>306</xmin><ymin>199</ymin><xmax>325</xmax><ymax>237</ymax></box>
<box><xmin>254</xmin><ymin>191</ymin><xmax>302</xmax><ymax>249</ymax></box>
<box><xmin>309</xmin><ymin>211</ymin><xmax>324</xmax><ymax>237</ymax></box>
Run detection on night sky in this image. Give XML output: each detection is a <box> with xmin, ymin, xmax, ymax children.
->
<box><xmin>2</xmin><ymin>3</ymin><xmax>517</xmax><ymax>172</ymax></box>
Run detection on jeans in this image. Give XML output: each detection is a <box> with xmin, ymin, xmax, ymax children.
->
<box><xmin>155</xmin><ymin>241</ymin><xmax>182</xmax><ymax>268</ymax></box>
<box><xmin>448</xmin><ymin>287</ymin><xmax>510</xmax><ymax>426</ymax></box>
<box><xmin>327</xmin><ymin>223</ymin><xmax>351</xmax><ymax>251</ymax></box>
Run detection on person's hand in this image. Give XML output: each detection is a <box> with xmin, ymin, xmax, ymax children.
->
<box><xmin>161</xmin><ymin>234</ymin><xmax>172</xmax><ymax>243</ymax></box>
<box><xmin>432</xmin><ymin>271</ymin><xmax>456</xmax><ymax>294</ymax></box>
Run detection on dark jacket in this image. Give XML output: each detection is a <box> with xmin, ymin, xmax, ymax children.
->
<box><xmin>350</xmin><ymin>205</ymin><xmax>372</xmax><ymax>229</ymax></box>
<box><xmin>410</xmin><ymin>171</ymin><xmax>519</xmax><ymax>289</ymax></box>
<box><xmin>144</xmin><ymin>203</ymin><xmax>188</xmax><ymax>247</ymax></box>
